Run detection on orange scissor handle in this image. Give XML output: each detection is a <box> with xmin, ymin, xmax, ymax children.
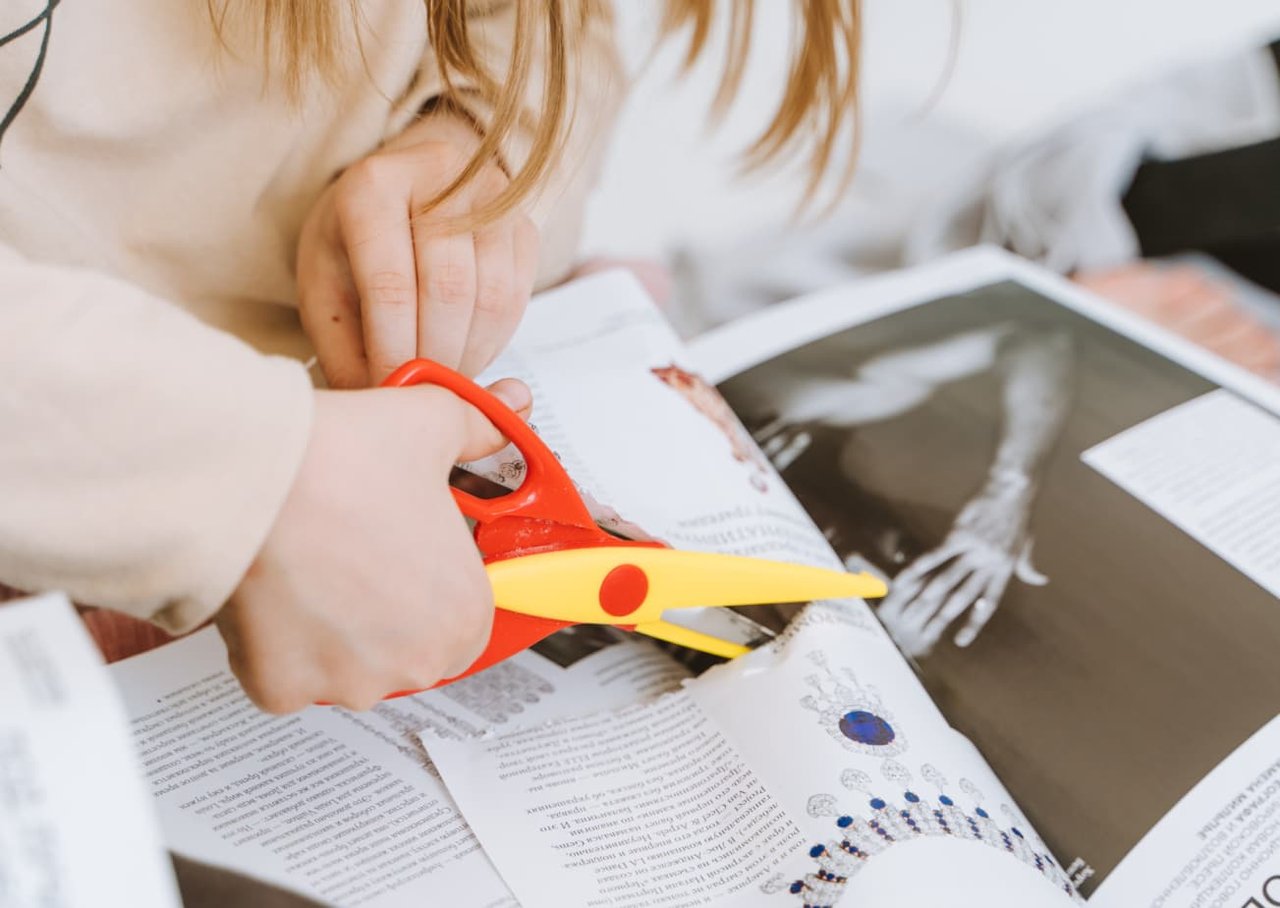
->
<box><xmin>317</xmin><ymin>359</ymin><xmax>644</xmax><ymax>703</ymax></box>
<box><xmin>382</xmin><ymin>359</ymin><xmax>595</xmax><ymax>529</ymax></box>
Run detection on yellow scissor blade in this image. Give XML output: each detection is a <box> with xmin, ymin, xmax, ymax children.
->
<box><xmin>622</xmin><ymin>549</ymin><xmax>887</xmax><ymax>612</ymax></box>
<box><xmin>632</xmin><ymin>620</ymin><xmax>750</xmax><ymax>659</ymax></box>
<box><xmin>485</xmin><ymin>547</ymin><xmax>886</xmax><ymax>627</ymax></box>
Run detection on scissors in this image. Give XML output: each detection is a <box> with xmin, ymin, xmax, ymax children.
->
<box><xmin>379</xmin><ymin>358</ymin><xmax>887</xmax><ymax>697</ymax></box>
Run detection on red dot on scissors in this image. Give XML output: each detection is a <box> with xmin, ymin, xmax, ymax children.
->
<box><xmin>599</xmin><ymin>564</ymin><xmax>649</xmax><ymax>617</ymax></box>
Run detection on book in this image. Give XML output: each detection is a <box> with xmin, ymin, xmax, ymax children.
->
<box><xmin>102</xmin><ymin>248</ymin><xmax>1280</xmax><ymax>908</ymax></box>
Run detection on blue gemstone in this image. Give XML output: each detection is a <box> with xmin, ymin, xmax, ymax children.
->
<box><xmin>904</xmin><ymin>791</ymin><xmax>920</xmax><ymax>803</ymax></box>
<box><xmin>839</xmin><ymin>710</ymin><xmax>896</xmax><ymax>746</ymax></box>
<box><xmin>810</xmin><ymin>844</ymin><xmax>825</xmax><ymax>857</ymax></box>
<box><xmin>870</xmin><ymin>798</ymin><xmax>886</xmax><ymax>810</ymax></box>
<box><xmin>790</xmin><ymin>882</ymin><xmax>803</xmax><ymax>894</ymax></box>
<box><xmin>939</xmin><ymin>795</ymin><xmax>953</xmax><ymax>806</ymax></box>
<box><xmin>976</xmin><ymin>807</ymin><xmax>989</xmax><ymax>818</ymax></box>
<box><xmin>836</xmin><ymin>816</ymin><xmax>853</xmax><ymax>828</ymax></box>
<box><xmin>1012</xmin><ymin>827</ymin><xmax>1024</xmax><ymax>838</ymax></box>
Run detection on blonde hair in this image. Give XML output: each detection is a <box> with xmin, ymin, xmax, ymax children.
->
<box><xmin>661</xmin><ymin>1</ymin><xmax>861</xmax><ymax>206</ymax></box>
<box><xmin>210</xmin><ymin>1</ymin><xmax>859</xmax><ymax>220</ymax></box>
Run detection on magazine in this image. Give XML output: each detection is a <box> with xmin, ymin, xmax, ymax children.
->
<box><xmin>104</xmin><ymin>249</ymin><xmax>1280</xmax><ymax>908</ymax></box>
<box><xmin>698</xmin><ymin>248</ymin><xmax>1280</xmax><ymax>905</ymax></box>
<box><xmin>0</xmin><ymin>593</ymin><xmax>180</xmax><ymax>908</ymax></box>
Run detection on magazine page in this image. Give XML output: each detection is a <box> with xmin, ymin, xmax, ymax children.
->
<box><xmin>1090</xmin><ymin>715</ymin><xmax>1280</xmax><ymax>908</ymax></box>
<box><xmin>467</xmin><ymin>270</ymin><xmax>870</xmax><ymax>648</ymax></box>
<box><xmin>693</xmin><ymin>247</ymin><xmax>1280</xmax><ymax>893</ymax></box>
<box><xmin>108</xmin><ymin>625</ymin><xmax>689</xmax><ymax>907</ymax></box>
<box><xmin>471</xmin><ymin>271</ymin><xmax>840</xmax><ymax>573</ymax></box>
<box><xmin>0</xmin><ymin>593</ymin><xmax>180</xmax><ymax>908</ymax></box>
<box><xmin>425</xmin><ymin>603</ymin><xmax>1081</xmax><ymax>908</ymax></box>
<box><xmin>423</xmin><ymin>268</ymin><xmax>1083</xmax><ymax>905</ymax></box>
<box><xmin>1080</xmin><ymin>389</ymin><xmax>1280</xmax><ymax>599</ymax></box>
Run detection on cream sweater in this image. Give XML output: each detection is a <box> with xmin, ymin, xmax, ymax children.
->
<box><xmin>0</xmin><ymin>0</ymin><xmax>621</xmax><ymax>632</ymax></box>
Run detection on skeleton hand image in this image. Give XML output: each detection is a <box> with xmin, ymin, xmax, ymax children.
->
<box><xmin>876</xmin><ymin>474</ymin><xmax>1048</xmax><ymax>658</ymax></box>
<box><xmin>749</xmin><ymin>322</ymin><xmax>1074</xmax><ymax>658</ymax></box>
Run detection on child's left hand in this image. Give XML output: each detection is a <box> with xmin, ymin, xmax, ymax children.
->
<box><xmin>297</xmin><ymin>111</ymin><xmax>540</xmax><ymax>386</ymax></box>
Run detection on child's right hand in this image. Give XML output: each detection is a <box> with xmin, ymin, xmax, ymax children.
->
<box><xmin>216</xmin><ymin>380</ymin><xmax>530</xmax><ymax>713</ymax></box>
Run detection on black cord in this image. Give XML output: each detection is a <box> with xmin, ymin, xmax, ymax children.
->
<box><xmin>0</xmin><ymin>0</ymin><xmax>61</xmax><ymax>153</ymax></box>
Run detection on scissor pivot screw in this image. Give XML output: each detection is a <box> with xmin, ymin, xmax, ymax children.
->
<box><xmin>599</xmin><ymin>564</ymin><xmax>649</xmax><ymax>617</ymax></box>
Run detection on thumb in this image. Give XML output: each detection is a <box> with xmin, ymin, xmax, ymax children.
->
<box><xmin>1014</xmin><ymin>538</ymin><xmax>1049</xmax><ymax>586</ymax></box>
<box><xmin>485</xmin><ymin>378</ymin><xmax>533</xmax><ymax>417</ymax></box>
<box><xmin>454</xmin><ymin>378</ymin><xmax>533</xmax><ymax>462</ymax></box>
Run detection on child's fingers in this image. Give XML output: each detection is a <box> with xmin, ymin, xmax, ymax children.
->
<box><xmin>513</xmin><ymin>214</ymin><xmax>539</xmax><ymax>304</ymax></box>
<box><xmin>297</xmin><ymin>242</ymin><xmax>369</xmax><ymax>388</ymax></box>
<box><xmin>217</xmin><ymin>610</ymin><xmax>318</xmax><ymax>715</ymax></box>
<box><xmin>414</xmin><ymin>225</ymin><xmax>477</xmax><ymax>372</ymax></box>
<box><xmin>460</xmin><ymin>219</ymin><xmax>525</xmax><ymax>377</ymax></box>
<box><xmin>486</xmin><ymin>377</ymin><xmax>532</xmax><ymax>417</ymax></box>
<box><xmin>452</xmin><ymin>378</ymin><xmax>534</xmax><ymax>462</ymax></box>
<box><xmin>335</xmin><ymin>168</ymin><xmax>419</xmax><ymax>384</ymax></box>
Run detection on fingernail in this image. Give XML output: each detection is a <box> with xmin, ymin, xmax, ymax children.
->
<box><xmin>490</xmin><ymin>381</ymin><xmax>532</xmax><ymax>412</ymax></box>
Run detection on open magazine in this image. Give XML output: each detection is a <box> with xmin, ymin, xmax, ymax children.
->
<box><xmin>102</xmin><ymin>248</ymin><xmax>1280</xmax><ymax>908</ymax></box>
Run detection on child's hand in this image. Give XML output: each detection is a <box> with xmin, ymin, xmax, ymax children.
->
<box><xmin>297</xmin><ymin>113</ymin><xmax>539</xmax><ymax>386</ymax></box>
<box><xmin>216</xmin><ymin>380</ymin><xmax>531</xmax><ymax>713</ymax></box>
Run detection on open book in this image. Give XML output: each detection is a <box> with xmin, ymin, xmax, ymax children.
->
<box><xmin>105</xmin><ymin>248</ymin><xmax>1280</xmax><ymax>907</ymax></box>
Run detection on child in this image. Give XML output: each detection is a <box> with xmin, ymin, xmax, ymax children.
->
<box><xmin>0</xmin><ymin>1</ymin><xmax>858</xmax><ymax>711</ymax></box>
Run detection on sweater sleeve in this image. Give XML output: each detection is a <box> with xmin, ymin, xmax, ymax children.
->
<box><xmin>0</xmin><ymin>245</ymin><xmax>314</xmax><ymax>634</ymax></box>
<box><xmin>386</xmin><ymin>0</ymin><xmax>626</xmax><ymax>287</ymax></box>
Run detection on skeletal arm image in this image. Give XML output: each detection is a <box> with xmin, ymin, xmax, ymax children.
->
<box><xmin>757</xmin><ymin>325</ymin><xmax>1075</xmax><ymax>657</ymax></box>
